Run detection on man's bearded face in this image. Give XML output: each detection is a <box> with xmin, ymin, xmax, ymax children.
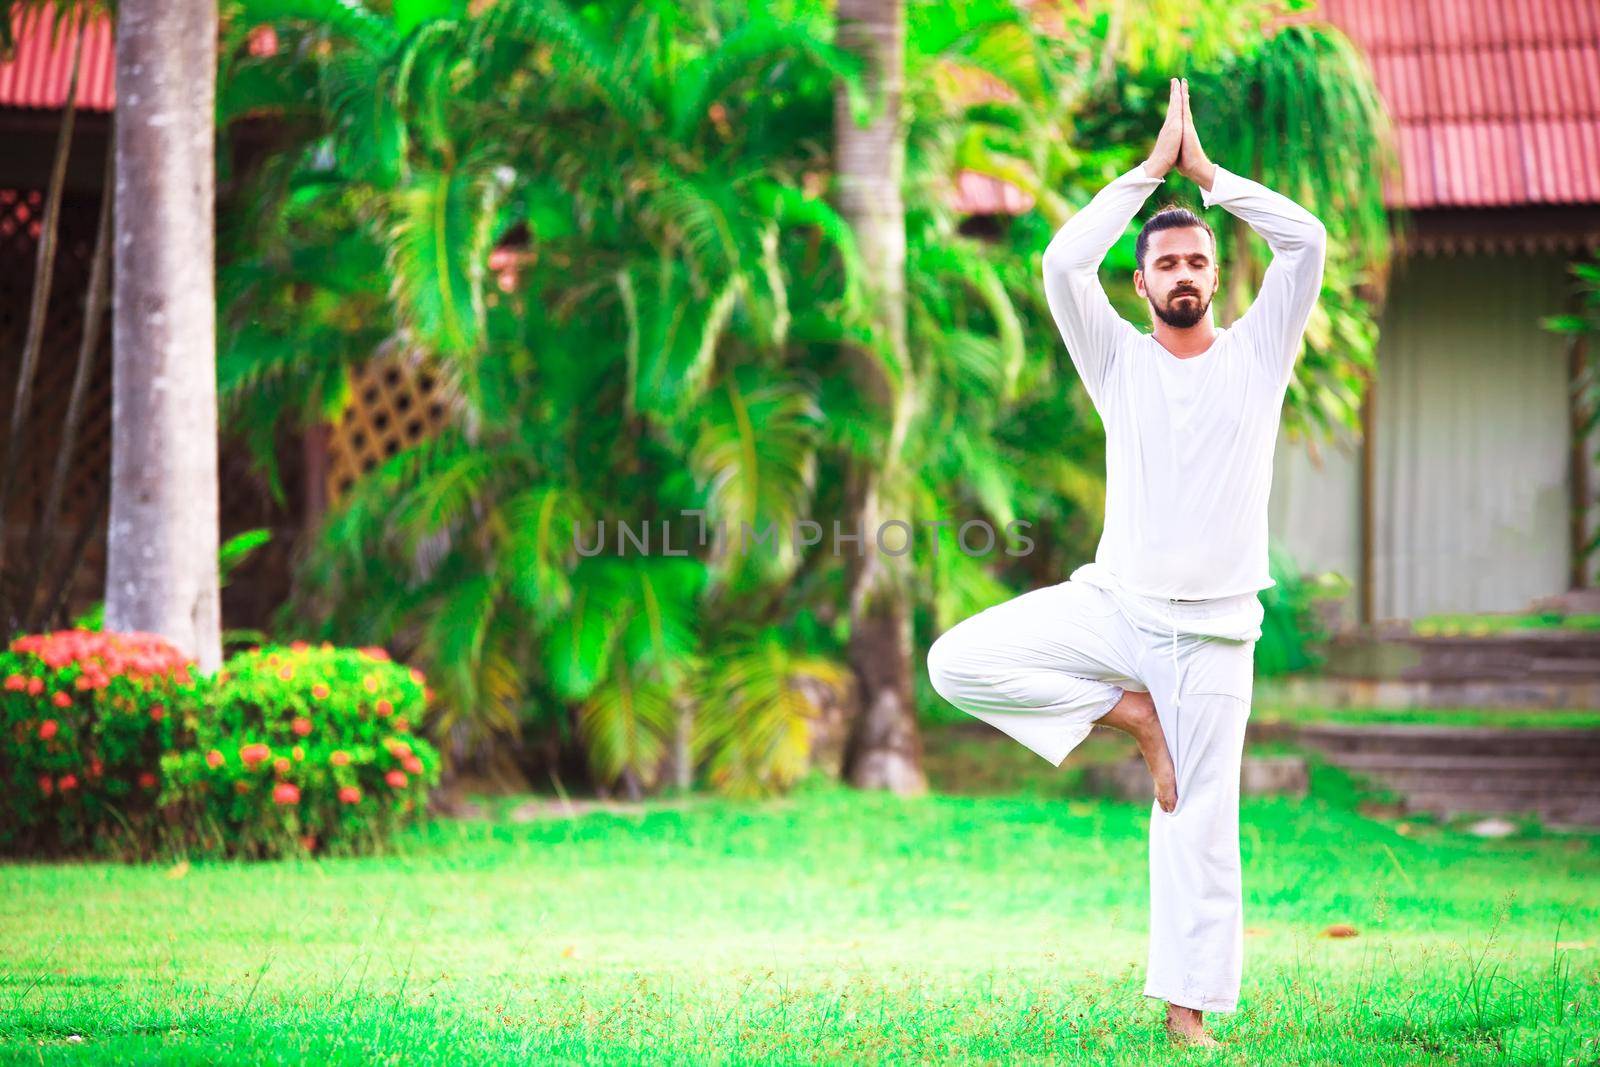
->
<box><xmin>1136</xmin><ymin>227</ymin><xmax>1218</xmax><ymax>329</ymax></box>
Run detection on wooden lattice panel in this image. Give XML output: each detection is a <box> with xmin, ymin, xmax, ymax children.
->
<box><xmin>325</xmin><ymin>350</ymin><xmax>453</xmax><ymax>504</ymax></box>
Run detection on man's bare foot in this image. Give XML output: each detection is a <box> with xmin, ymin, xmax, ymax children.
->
<box><xmin>1094</xmin><ymin>690</ymin><xmax>1177</xmax><ymax>812</ymax></box>
<box><xmin>1165</xmin><ymin>1004</ymin><xmax>1219</xmax><ymax>1047</ymax></box>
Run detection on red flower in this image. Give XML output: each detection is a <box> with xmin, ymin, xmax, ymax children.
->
<box><xmin>363</xmin><ymin>675</ymin><xmax>381</xmax><ymax>694</ymax></box>
<box><xmin>138</xmin><ymin>772</ymin><xmax>158</xmax><ymax>789</ymax></box>
<box><xmin>3</xmin><ymin>673</ymin><xmax>25</xmax><ymax>691</ymax></box>
<box><xmin>274</xmin><ymin>757</ymin><xmax>291</xmax><ymax>775</ymax></box>
<box><xmin>360</xmin><ymin>646</ymin><xmax>391</xmax><ymax>662</ymax></box>
<box><xmin>278</xmin><ymin>666</ymin><xmax>294</xmax><ymax>681</ymax></box>
<box><xmin>402</xmin><ymin>755</ymin><xmax>424</xmax><ymax>775</ymax></box>
<box><xmin>234</xmin><ymin>781</ymin><xmax>251</xmax><ymax>795</ymax></box>
<box><xmin>291</xmin><ymin>717</ymin><xmax>313</xmax><ymax>737</ymax></box>
<box><xmin>330</xmin><ymin>750</ymin><xmax>350</xmax><ymax>767</ymax></box>
<box><xmin>409</xmin><ymin>668</ymin><xmax>427</xmax><ymax>685</ymax></box>
<box><xmin>387</xmin><ymin>740</ymin><xmax>412</xmax><ymax>758</ymax></box>
<box><xmin>338</xmin><ymin>785</ymin><xmax>362</xmax><ymax>804</ymax></box>
<box><xmin>385</xmin><ymin>770</ymin><xmax>408</xmax><ymax>788</ymax></box>
<box><xmin>240</xmin><ymin>743</ymin><xmax>271</xmax><ymax>767</ymax></box>
<box><xmin>37</xmin><ymin>775</ymin><xmax>52</xmax><ymax>796</ymax></box>
<box><xmin>375</xmin><ymin>698</ymin><xmax>393</xmax><ymax>717</ymax></box>
<box><xmin>291</xmin><ymin>745</ymin><xmax>305</xmax><ymax>762</ymax></box>
<box><xmin>37</xmin><ymin>719</ymin><xmax>58</xmax><ymax>740</ymax></box>
<box><xmin>26</xmin><ymin>677</ymin><xmax>43</xmax><ymax>696</ymax></box>
<box><xmin>311</xmin><ymin>684</ymin><xmax>330</xmax><ymax>701</ymax></box>
<box><xmin>290</xmin><ymin>640</ymin><xmax>310</xmax><ymax>652</ymax></box>
<box><xmin>206</xmin><ymin>749</ymin><xmax>226</xmax><ymax>769</ymax></box>
<box><xmin>87</xmin><ymin>759</ymin><xmax>104</xmax><ymax>779</ymax></box>
<box><xmin>272</xmin><ymin>782</ymin><xmax>300</xmax><ymax>805</ymax></box>
<box><xmin>58</xmin><ymin>774</ymin><xmax>78</xmax><ymax>791</ymax></box>
<box><xmin>299</xmin><ymin>833</ymin><xmax>317</xmax><ymax>852</ymax></box>
<box><xmin>50</xmin><ymin>691</ymin><xmax>71</xmax><ymax>708</ymax></box>
<box><xmin>149</xmin><ymin>705</ymin><xmax>166</xmax><ymax>722</ymax></box>
<box><xmin>395</xmin><ymin>718</ymin><xmax>411</xmax><ymax>734</ymax></box>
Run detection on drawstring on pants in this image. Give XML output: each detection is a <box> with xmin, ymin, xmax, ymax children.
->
<box><xmin>1100</xmin><ymin>583</ymin><xmax>1190</xmax><ymax>801</ymax></box>
<box><xmin>1167</xmin><ymin>602</ymin><xmax>1186</xmax><ymax>786</ymax></box>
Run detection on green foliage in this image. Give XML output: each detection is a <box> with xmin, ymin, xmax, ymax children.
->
<box><xmin>0</xmin><ymin>630</ymin><xmax>202</xmax><ymax>856</ymax></box>
<box><xmin>160</xmin><ymin>643</ymin><xmax>440</xmax><ymax>859</ymax></box>
<box><xmin>213</xmin><ymin>0</ymin><xmax>1396</xmax><ymax>798</ymax></box>
<box><xmin>1256</xmin><ymin>543</ymin><xmax>1347</xmax><ymax>677</ymax></box>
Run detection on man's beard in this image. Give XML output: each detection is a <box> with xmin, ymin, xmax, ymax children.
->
<box><xmin>1152</xmin><ymin>288</ymin><xmax>1209</xmax><ymax>329</ymax></box>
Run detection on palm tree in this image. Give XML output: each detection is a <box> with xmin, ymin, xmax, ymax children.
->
<box><xmin>832</xmin><ymin>0</ymin><xmax>925</xmax><ymax>794</ymax></box>
<box><xmin>104</xmin><ymin>0</ymin><xmax>223</xmax><ymax>672</ymax></box>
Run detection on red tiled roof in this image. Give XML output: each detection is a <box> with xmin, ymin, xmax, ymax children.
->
<box><xmin>1301</xmin><ymin>0</ymin><xmax>1600</xmax><ymax>209</ymax></box>
<box><xmin>0</xmin><ymin>4</ymin><xmax>115</xmax><ymax>112</ymax></box>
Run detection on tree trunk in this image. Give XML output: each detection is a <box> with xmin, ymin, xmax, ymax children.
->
<box><xmin>832</xmin><ymin>0</ymin><xmax>925</xmax><ymax>795</ymax></box>
<box><xmin>0</xmin><ymin>16</ymin><xmax>85</xmax><ymax>614</ymax></box>
<box><xmin>21</xmin><ymin>139</ymin><xmax>114</xmax><ymax>632</ymax></box>
<box><xmin>105</xmin><ymin>0</ymin><xmax>223</xmax><ymax>673</ymax></box>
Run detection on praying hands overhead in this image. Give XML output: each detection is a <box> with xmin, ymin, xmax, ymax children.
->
<box><xmin>1142</xmin><ymin>78</ymin><xmax>1218</xmax><ymax>191</ymax></box>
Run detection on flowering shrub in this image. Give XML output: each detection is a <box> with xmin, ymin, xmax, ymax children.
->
<box><xmin>161</xmin><ymin>642</ymin><xmax>439</xmax><ymax>858</ymax></box>
<box><xmin>0</xmin><ymin>630</ymin><xmax>203</xmax><ymax>856</ymax></box>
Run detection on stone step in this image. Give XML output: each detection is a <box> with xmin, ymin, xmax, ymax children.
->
<box><xmin>1291</xmin><ymin>723</ymin><xmax>1600</xmax><ymax>758</ymax></box>
<box><xmin>1327</xmin><ymin>752</ymin><xmax>1600</xmax><ymax>776</ymax></box>
<box><xmin>1399</xmin><ymin>791</ymin><xmax>1600</xmax><ymax>824</ymax></box>
<box><xmin>1346</xmin><ymin>773</ymin><xmax>1600</xmax><ymax>800</ymax></box>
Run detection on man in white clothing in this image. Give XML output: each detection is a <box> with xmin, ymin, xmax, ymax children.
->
<box><xmin>926</xmin><ymin>78</ymin><xmax>1326</xmax><ymax>1046</ymax></box>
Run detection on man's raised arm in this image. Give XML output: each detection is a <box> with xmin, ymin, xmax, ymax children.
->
<box><xmin>1041</xmin><ymin>165</ymin><xmax>1165</xmax><ymax>409</ymax></box>
<box><xmin>1200</xmin><ymin>166</ymin><xmax>1327</xmax><ymax>392</ymax></box>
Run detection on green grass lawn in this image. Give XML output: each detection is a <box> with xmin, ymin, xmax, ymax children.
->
<box><xmin>2</xmin><ymin>743</ymin><xmax>1598</xmax><ymax>1065</ymax></box>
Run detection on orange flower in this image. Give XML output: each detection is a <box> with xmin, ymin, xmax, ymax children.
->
<box><xmin>205</xmin><ymin>749</ymin><xmax>225</xmax><ymax>769</ymax></box>
<box><xmin>290</xmin><ymin>640</ymin><xmax>310</xmax><ymax>652</ymax></box>
<box><xmin>337</xmin><ymin>785</ymin><xmax>362</xmax><ymax>804</ymax></box>
<box><xmin>409</xmin><ymin>668</ymin><xmax>426</xmax><ymax>685</ymax></box>
<box><xmin>291</xmin><ymin>717</ymin><xmax>313</xmax><ymax>737</ymax></box>
<box><xmin>385</xmin><ymin>770</ymin><xmax>408</xmax><ymax>788</ymax></box>
<box><xmin>330</xmin><ymin>750</ymin><xmax>350</xmax><ymax>767</ymax></box>
<box><xmin>272</xmin><ymin>782</ymin><xmax>300</xmax><ymax>805</ymax></box>
<box><xmin>291</xmin><ymin>746</ymin><xmax>305</xmax><ymax>762</ymax></box>
<box><xmin>51</xmin><ymin>691</ymin><xmax>71</xmax><ymax>708</ymax></box>
<box><xmin>395</xmin><ymin>718</ymin><xmax>411</xmax><ymax>734</ymax></box>
<box><xmin>363</xmin><ymin>675</ymin><xmax>381</xmax><ymax>693</ymax></box>
<box><xmin>37</xmin><ymin>719</ymin><xmax>58</xmax><ymax>740</ymax></box>
<box><xmin>375</xmin><ymin>698</ymin><xmax>393</xmax><ymax>717</ymax></box>
<box><xmin>278</xmin><ymin>666</ymin><xmax>295</xmax><ymax>681</ymax></box>
<box><xmin>311</xmin><ymin>684</ymin><xmax>330</xmax><ymax>701</ymax></box>
<box><xmin>274</xmin><ymin>757</ymin><xmax>291</xmax><ymax>775</ymax></box>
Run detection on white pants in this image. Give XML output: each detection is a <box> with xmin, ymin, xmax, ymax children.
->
<box><xmin>926</xmin><ymin>575</ymin><xmax>1259</xmax><ymax>1013</ymax></box>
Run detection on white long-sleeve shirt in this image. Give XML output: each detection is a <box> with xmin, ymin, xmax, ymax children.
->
<box><xmin>1043</xmin><ymin>162</ymin><xmax>1327</xmax><ymax>603</ymax></box>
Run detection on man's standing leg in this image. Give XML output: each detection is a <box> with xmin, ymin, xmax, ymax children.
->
<box><xmin>1140</xmin><ymin>636</ymin><xmax>1255</xmax><ymax>1038</ymax></box>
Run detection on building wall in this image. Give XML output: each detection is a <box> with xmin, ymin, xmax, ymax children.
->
<box><xmin>1269</xmin><ymin>251</ymin><xmax>1577</xmax><ymax>623</ymax></box>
